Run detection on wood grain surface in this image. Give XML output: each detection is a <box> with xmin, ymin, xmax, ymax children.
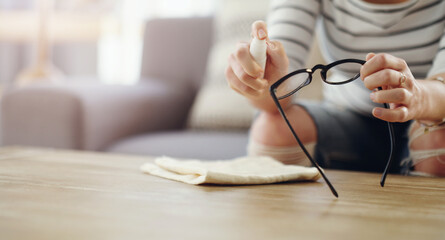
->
<box><xmin>0</xmin><ymin>146</ymin><xmax>444</xmax><ymax>240</ymax></box>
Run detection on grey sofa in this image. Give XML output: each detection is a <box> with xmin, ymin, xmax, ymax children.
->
<box><xmin>1</xmin><ymin>17</ymin><xmax>250</xmax><ymax>160</ymax></box>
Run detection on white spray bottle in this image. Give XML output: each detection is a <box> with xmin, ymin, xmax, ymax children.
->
<box><xmin>249</xmin><ymin>36</ymin><xmax>267</xmax><ymax>78</ymax></box>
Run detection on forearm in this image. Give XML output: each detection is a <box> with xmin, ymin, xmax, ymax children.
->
<box><xmin>418</xmin><ymin>73</ymin><xmax>445</xmax><ymax>122</ymax></box>
<box><xmin>408</xmin><ymin>74</ymin><xmax>445</xmax><ymax>176</ymax></box>
<box><xmin>249</xmin><ymin>95</ymin><xmax>291</xmax><ymax>114</ymax></box>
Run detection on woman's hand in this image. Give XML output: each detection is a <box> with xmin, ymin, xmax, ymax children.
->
<box><xmin>360</xmin><ymin>53</ymin><xmax>426</xmax><ymax>122</ymax></box>
<box><xmin>225</xmin><ymin>20</ymin><xmax>289</xmax><ymax>112</ymax></box>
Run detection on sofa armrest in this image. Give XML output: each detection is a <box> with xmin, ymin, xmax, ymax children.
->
<box><xmin>1</xmin><ymin>81</ymin><xmax>194</xmax><ymax>151</ymax></box>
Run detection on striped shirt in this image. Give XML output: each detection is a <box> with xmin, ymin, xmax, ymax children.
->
<box><xmin>267</xmin><ymin>0</ymin><xmax>445</xmax><ymax>115</ymax></box>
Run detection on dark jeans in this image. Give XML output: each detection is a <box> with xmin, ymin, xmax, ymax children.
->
<box><xmin>299</xmin><ymin>101</ymin><xmax>411</xmax><ymax>173</ymax></box>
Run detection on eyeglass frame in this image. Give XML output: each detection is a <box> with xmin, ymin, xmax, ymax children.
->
<box><xmin>269</xmin><ymin>58</ymin><xmax>396</xmax><ymax>198</ymax></box>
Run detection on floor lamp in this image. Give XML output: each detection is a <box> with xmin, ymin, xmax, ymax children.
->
<box><xmin>16</xmin><ymin>0</ymin><xmax>64</xmax><ymax>86</ymax></box>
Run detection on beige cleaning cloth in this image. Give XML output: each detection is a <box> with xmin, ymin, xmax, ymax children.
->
<box><xmin>140</xmin><ymin>156</ymin><xmax>321</xmax><ymax>185</ymax></box>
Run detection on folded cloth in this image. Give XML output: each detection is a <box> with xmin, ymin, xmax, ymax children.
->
<box><xmin>140</xmin><ymin>156</ymin><xmax>321</xmax><ymax>185</ymax></box>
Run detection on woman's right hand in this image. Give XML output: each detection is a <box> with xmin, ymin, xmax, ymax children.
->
<box><xmin>225</xmin><ymin>21</ymin><xmax>289</xmax><ymax>112</ymax></box>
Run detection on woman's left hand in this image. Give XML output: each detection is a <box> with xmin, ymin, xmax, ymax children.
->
<box><xmin>360</xmin><ymin>53</ymin><xmax>425</xmax><ymax>122</ymax></box>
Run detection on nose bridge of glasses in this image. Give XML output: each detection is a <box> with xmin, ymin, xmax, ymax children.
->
<box><xmin>310</xmin><ymin>64</ymin><xmax>327</xmax><ymax>72</ymax></box>
<box><xmin>306</xmin><ymin>64</ymin><xmax>326</xmax><ymax>74</ymax></box>
<box><xmin>308</xmin><ymin>64</ymin><xmax>328</xmax><ymax>80</ymax></box>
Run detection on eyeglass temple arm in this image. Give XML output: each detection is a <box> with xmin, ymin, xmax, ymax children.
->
<box><xmin>380</xmin><ymin>101</ymin><xmax>396</xmax><ymax>187</ymax></box>
<box><xmin>274</xmin><ymin>101</ymin><xmax>339</xmax><ymax>198</ymax></box>
<box><xmin>297</xmin><ymin>135</ymin><xmax>339</xmax><ymax>198</ymax></box>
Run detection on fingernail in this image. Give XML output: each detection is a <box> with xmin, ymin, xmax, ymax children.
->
<box><xmin>267</xmin><ymin>41</ymin><xmax>275</xmax><ymax>49</ymax></box>
<box><xmin>370</xmin><ymin>92</ymin><xmax>376</xmax><ymax>101</ymax></box>
<box><xmin>258</xmin><ymin>29</ymin><xmax>267</xmax><ymax>39</ymax></box>
<box><xmin>374</xmin><ymin>108</ymin><xmax>382</xmax><ymax>117</ymax></box>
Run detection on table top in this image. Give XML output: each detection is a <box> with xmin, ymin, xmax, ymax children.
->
<box><xmin>0</xmin><ymin>146</ymin><xmax>444</xmax><ymax>240</ymax></box>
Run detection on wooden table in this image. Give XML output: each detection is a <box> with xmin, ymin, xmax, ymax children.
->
<box><xmin>0</xmin><ymin>147</ymin><xmax>444</xmax><ymax>240</ymax></box>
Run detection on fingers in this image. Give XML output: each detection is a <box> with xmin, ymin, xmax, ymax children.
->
<box><xmin>363</xmin><ymin>68</ymin><xmax>405</xmax><ymax>90</ymax></box>
<box><xmin>365</xmin><ymin>52</ymin><xmax>375</xmax><ymax>61</ymax></box>
<box><xmin>225</xmin><ymin>66</ymin><xmax>264</xmax><ymax>98</ymax></box>
<box><xmin>228</xmin><ymin>42</ymin><xmax>267</xmax><ymax>90</ymax></box>
<box><xmin>251</xmin><ymin>20</ymin><xmax>268</xmax><ymax>40</ymax></box>
<box><xmin>234</xmin><ymin>42</ymin><xmax>263</xmax><ymax>78</ymax></box>
<box><xmin>251</xmin><ymin>21</ymin><xmax>289</xmax><ymax>73</ymax></box>
<box><xmin>225</xmin><ymin>21</ymin><xmax>289</xmax><ymax>101</ymax></box>
<box><xmin>266</xmin><ymin>40</ymin><xmax>289</xmax><ymax>71</ymax></box>
<box><xmin>370</xmin><ymin>88</ymin><xmax>412</xmax><ymax>105</ymax></box>
<box><xmin>359</xmin><ymin>53</ymin><xmax>421</xmax><ymax>122</ymax></box>
<box><xmin>226</xmin><ymin>39</ymin><xmax>268</xmax><ymax>98</ymax></box>
<box><xmin>372</xmin><ymin>106</ymin><xmax>409</xmax><ymax>122</ymax></box>
<box><xmin>360</xmin><ymin>53</ymin><xmax>407</xmax><ymax>80</ymax></box>
<box><xmin>229</xmin><ymin>53</ymin><xmax>266</xmax><ymax>91</ymax></box>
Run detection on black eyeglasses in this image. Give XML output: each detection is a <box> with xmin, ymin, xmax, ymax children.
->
<box><xmin>270</xmin><ymin>58</ymin><xmax>395</xmax><ymax>198</ymax></box>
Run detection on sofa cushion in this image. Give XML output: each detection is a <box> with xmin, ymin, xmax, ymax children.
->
<box><xmin>106</xmin><ymin>130</ymin><xmax>249</xmax><ymax>160</ymax></box>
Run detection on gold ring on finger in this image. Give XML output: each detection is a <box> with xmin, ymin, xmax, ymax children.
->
<box><xmin>399</xmin><ymin>72</ymin><xmax>406</xmax><ymax>87</ymax></box>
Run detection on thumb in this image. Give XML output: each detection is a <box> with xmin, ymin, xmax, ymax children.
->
<box><xmin>366</xmin><ymin>52</ymin><xmax>375</xmax><ymax>61</ymax></box>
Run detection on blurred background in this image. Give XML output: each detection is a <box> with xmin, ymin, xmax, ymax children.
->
<box><xmin>0</xmin><ymin>0</ymin><xmax>322</xmax><ymax>156</ymax></box>
<box><xmin>0</xmin><ymin>0</ymin><xmax>217</xmax><ymax>86</ymax></box>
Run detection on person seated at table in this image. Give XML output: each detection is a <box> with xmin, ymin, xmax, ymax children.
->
<box><xmin>225</xmin><ymin>0</ymin><xmax>445</xmax><ymax>176</ymax></box>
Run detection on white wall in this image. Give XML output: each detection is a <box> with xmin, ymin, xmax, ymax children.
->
<box><xmin>0</xmin><ymin>0</ymin><xmax>218</xmax><ymax>85</ymax></box>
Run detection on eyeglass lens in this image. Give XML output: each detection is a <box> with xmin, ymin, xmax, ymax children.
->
<box><xmin>324</xmin><ymin>62</ymin><xmax>362</xmax><ymax>84</ymax></box>
<box><xmin>276</xmin><ymin>61</ymin><xmax>364</xmax><ymax>99</ymax></box>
